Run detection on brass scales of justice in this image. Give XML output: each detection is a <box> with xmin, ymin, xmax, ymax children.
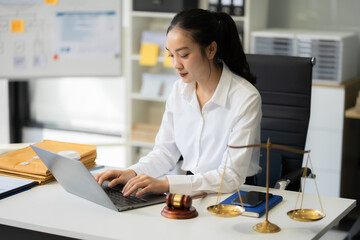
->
<box><xmin>207</xmin><ymin>138</ymin><xmax>326</xmax><ymax>233</ymax></box>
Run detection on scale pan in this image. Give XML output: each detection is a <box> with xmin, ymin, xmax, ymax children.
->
<box><xmin>287</xmin><ymin>209</ymin><xmax>325</xmax><ymax>222</ymax></box>
<box><xmin>207</xmin><ymin>204</ymin><xmax>245</xmax><ymax>217</ymax></box>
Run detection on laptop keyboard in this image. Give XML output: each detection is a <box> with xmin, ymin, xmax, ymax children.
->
<box><xmin>104</xmin><ymin>187</ymin><xmax>147</xmax><ymax>206</ymax></box>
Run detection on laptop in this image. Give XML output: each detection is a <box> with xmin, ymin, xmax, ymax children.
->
<box><xmin>30</xmin><ymin>145</ymin><xmax>166</xmax><ymax>212</ymax></box>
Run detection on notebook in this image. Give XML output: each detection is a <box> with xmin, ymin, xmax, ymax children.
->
<box><xmin>30</xmin><ymin>145</ymin><xmax>166</xmax><ymax>212</ymax></box>
<box><xmin>220</xmin><ymin>191</ymin><xmax>283</xmax><ymax>218</ymax></box>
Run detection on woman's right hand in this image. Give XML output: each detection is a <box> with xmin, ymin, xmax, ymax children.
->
<box><xmin>95</xmin><ymin>169</ymin><xmax>137</xmax><ymax>188</ymax></box>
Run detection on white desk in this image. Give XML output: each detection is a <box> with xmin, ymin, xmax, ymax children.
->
<box><xmin>0</xmin><ymin>179</ymin><xmax>356</xmax><ymax>240</ymax></box>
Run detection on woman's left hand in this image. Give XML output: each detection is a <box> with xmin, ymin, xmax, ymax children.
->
<box><xmin>122</xmin><ymin>173</ymin><xmax>169</xmax><ymax>197</ymax></box>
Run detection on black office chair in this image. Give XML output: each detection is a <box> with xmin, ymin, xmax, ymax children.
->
<box><xmin>246</xmin><ymin>54</ymin><xmax>314</xmax><ymax>191</ymax></box>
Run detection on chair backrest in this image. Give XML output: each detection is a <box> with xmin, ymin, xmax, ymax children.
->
<box><xmin>246</xmin><ymin>54</ymin><xmax>313</xmax><ymax>190</ymax></box>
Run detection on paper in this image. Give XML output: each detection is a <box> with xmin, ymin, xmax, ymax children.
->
<box><xmin>163</xmin><ymin>53</ymin><xmax>172</xmax><ymax>68</ymax></box>
<box><xmin>13</xmin><ymin>56</ymin><xmax>26</xmax><ymax>69</ymax></box>
<box><xmin>140</xmin><ymin>73</ymin><xmax>163</xmax><ymax>97</ymax></box>
<box><xmin>33</xmin><ymin>55</ymin><xmax>46</xmax><ymax>68</ymax></box>
<box><xmin>233</xmin><ymin>0</ymin><xmax>244</xmax><ymax>6</ymax></box>
<box><xmin>53</xmin><ymin>11</ymin><xmax>120</xmax><ymax>58</ymax></box>
<box><xmin>11</xmin><ymin>19</ymin><xmax>24</xmax><ymax>33</ymax></box>
<box><xmin>141</xmin><ymin>31</ymin><xmax>166</xmax><ymax>54</ymax></box>
<box><xmin>140</xmin><ymin>73</ymin><xmax>177</xmax><ymax>97</ymax></box>
<box><xmin>140</xmin><ymin>30</ymin><xmax>165</xmax><ymax>66</ymax></box>
<box><xmin>0</xmin><ymin>176</ymin><xmax>34</xmax><ymax>195</ymax></box>
<box><xmin>139</xmin><ymin>43</ymin><xmax>159</xmax><ymax>66</ymax></box>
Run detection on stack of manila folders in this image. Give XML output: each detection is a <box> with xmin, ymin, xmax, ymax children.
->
<box><xmin>0</xmin><ymin>140</ymin><xmax>97</xmax><ymax>184</ymax></box>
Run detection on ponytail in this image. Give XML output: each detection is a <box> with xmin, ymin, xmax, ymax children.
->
<box><xmin>212</xmin><ymin>12</ymin><xmax>256</xmax><ymax>84</ymax></box>
<box><xmin>167</xmin><ymin>9</ymin><xmax>256</xmax><ymax>85</ymax></box>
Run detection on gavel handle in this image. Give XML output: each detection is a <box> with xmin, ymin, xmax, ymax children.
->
<box><xmin>190</xmin><ymin>192</ymin><xmax>207</xmax><ymax>200</ymax></box>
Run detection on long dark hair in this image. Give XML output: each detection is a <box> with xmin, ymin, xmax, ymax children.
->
<box><xmin>167</xmin><ymin>9</ymin><xmax>256</xmax><ymax>84</ymax></box>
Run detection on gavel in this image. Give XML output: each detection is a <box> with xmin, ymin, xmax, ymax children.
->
<box><xmin>166</xmin><ymin>192</ymin><xmax>208</xmax><ymax>210</ymax></box>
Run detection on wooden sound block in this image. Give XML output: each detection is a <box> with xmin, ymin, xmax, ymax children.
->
<box><xmin>161</xmin><ymin>206</ymin><xmax>198</xmax><ymax>219</ymax></box>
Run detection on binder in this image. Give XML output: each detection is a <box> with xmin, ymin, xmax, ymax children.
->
<box><xmin>220</xmin><ymin>191</ymin><xmax>283</xmax><ymax>218</ymax></box>
<box><xmin>232</xmin><ymin>0</ymin><xmax>244</xmax><ymax>16</ymax></box>
<box><xmin>208</xmin><ymin>0</ymin><xmax>220</xmax><ymax>12</ymax></box>
<box><xmin>220</xmin><ymin>0</ymin><xmax>231</xmax><ymax>14</ymax></box>
<box><xmin>209</xmin><ymin>0</ymin><xmax>245</xmax><ymax>16</ymax></box>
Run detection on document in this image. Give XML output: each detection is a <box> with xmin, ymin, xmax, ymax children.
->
<box><xmin>163</xmin><ymin>53</ymin><xmax>172</xmax><ymax>68</ymax></box>
<box><xmin>53</xmin><ymin>11</ymin><xmax>120</xmax><ymax>58</ymax></box>
<box><xmin>0</xmin><ymin>176</ymin><xmax>37</xmax><ymax>199</ymax></box>
<box><xmin>139</xmin><ymin>43</ymin><xmax>159</xmax><ymax>66</ymax></box>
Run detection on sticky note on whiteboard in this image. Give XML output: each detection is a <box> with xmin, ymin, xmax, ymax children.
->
<box><xmin>139</xmin><ymin>43</ymin><xmax>159</xmax><ymax>66</ymax></box>
<box><xmin>11</xmin><ymin>19</ymin><xmax>24</xmax><ymax>33</ymax></box>
<box><xmin>45</xmin><ymin>0</ymin><xmax>58</xmax><ymax>4</ymax></box>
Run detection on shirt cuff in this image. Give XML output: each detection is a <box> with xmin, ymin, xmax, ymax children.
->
<box><xmin>166</xmin><ymin>175</ymin><xmax>193</xmax><ymax>195</ymax></box>
<box><xmin>127</xmin><ymin>163</ymin><xmax>146</xmax><ymax>176</ymax></box>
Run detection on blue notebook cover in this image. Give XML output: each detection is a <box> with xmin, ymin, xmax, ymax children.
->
<box><xmin>220</xmin><ymin>191</ymin><xmax>283</xmax><ymax>218</ymax></box>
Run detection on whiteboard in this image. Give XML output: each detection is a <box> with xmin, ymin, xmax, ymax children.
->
<box><xmin>0</xmin><ymin>0</ymin><xmax>121</xmax><ymax>78</ymax></box>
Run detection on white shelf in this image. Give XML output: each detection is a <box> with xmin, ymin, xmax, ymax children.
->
<box><xmin>131</xmin><ymin>54</ymin><xmax>165</xmax><ymax>63</ymax></box>
<box><xmin>131</xmin><ymin>11</ymin><xmax>175</xmax><ymax>19</ymax></box>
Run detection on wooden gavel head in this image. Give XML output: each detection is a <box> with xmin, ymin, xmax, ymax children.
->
<box><xmin>166</xmin><ymin>193</ymin><xmax>192</xmax><ymax>210</ymax></box>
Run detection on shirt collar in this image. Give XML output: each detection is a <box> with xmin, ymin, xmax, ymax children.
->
<box><xmin>211</xmin><ymin>63</ymin><xmax>232</xmax><ymax>107</ymax></box>
<box><xmin>182</xmin><ymin>80</ymin><xmax>196</xmax><ymax>104</ymax></box>
<box><xmin>181</xmin><ymin>63</ymin><xmax>232</xmax><ymax>108</ymax></box>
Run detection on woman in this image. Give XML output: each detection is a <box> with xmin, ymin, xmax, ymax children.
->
<box><xmin>96</xmin><ymin>9</ymin><xmax>262</xmax><ymax>197</ymax></box>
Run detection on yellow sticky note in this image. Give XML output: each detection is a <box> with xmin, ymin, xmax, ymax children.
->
<box><xmin>11</xmin><ymin>20</ymin><xmax>24</xmax><ymax>33</ymax></box>
<box><xmin>139</xmin><ymin>43</ymin><xmax>159</xmax><ymax>66</ymax></box>
<box><xmin>45</xmin><ymin>0</ymin><xmax>58</xmax><ymax>4</ymax></box>
<box><xmin>163</xmin><ymin>52</ymin><xmax>173</xmax><ymax>68</ymax></box>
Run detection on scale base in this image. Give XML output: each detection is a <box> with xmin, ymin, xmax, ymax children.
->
<box><xmin>161</xmin><ymin>206</ymin><xmax>198</xmax><ymax>219</ymax></box>
<box><xmin>253</xmin><ymin>220</ymin><xmax>281</xmax><ymax>233</ymax></box>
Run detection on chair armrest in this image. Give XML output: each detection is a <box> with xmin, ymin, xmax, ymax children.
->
<box><xmin>274</xmin><ymin>167</ymin><xmax>312</xmax><ymax>190</ymax></box>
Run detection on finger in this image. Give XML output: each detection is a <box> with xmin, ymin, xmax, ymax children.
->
<box><xmin>121</xmin><ymin>174</ymin><xmax>141</xmax><ymax>193</ymax></box>
<box><xmin>94</xmin><ymin>173</ymin><xmax>101</xmax><ymax>181</ymax></box>
<box><xmin>96</xmin><ymin>172</ymin><xmax>108</xmax><ymax>186</ymax></box>
<box><xmin>94</xmin><ymin>171</ymin><xmax>108</xmax><ymax>181</ymax></box>
<box><xmin>123</xmin><ymin>183</ymin><xmax>142</xmax><ymax>197</ymax></box>
<box><xmin>121</xmin><ymin>177</ymin><xmax>138</xmax><ymax>195</ymax></box>
<box><xmin>108</xmin><ymin>177</ymin><xmax>125</xmax><ymax>188</ymax></box>
<box><xmin>123</xmin><ymin>178</ymin><xmax>147</xmax><ymax>197</ymax></box>
<box><xmin>97</xmin><ymin>170</ymin><xmax>119</xmax><ymax>186</ymax></box>
<box><xmin>135</xmin><ymin>186</ymin><xmax>151</xmax><ymax>196</ymax></box>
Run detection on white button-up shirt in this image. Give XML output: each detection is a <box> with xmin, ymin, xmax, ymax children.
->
<box><xmin>129</xmin><ymin>64</ymin><xmax>262</xmax><ymax>195</ymax></box>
